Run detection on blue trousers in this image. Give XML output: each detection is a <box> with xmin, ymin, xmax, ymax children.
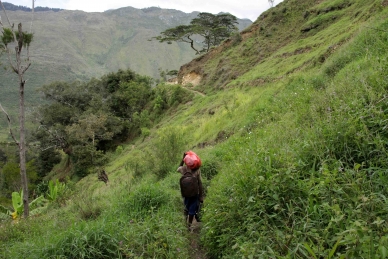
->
<box><xmin>184</xmin><ymin>195</ymin><xmax>199</xmax><ymax>216</ymax></box>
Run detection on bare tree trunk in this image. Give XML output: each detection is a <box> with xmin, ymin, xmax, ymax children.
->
<box><xmin>0</xmin><ymin>1</ymin><xmax>33</xmax><ymax>218</ymax></box>
<box><xmin>15</xmin><ymin>22</ymin><xmax>29</xmax><ymax>218</ymax></box>
<box><xmin>19</xmin><ymin>75</ymin><xmax>29</xmax><ymax>218</ymax></box>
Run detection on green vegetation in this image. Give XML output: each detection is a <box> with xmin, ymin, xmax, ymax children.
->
<box><xmin>1</xmin><ymin>0</ymin><xmax>388</xmax><ymax>258</ymax></box>
<box><xmin>0</xmin><ymin>7</ymin><xmax>251</xmax><ymax>139</ymax></box>
<box><xmin>32</xmin><ymin>69</ymin><xmax>194</xmax><ymax>179</ymax></box>
<box><xmin>153</xmin><ymin>12</ymin><xmax>239</xmax><ymax>54</ymax></box>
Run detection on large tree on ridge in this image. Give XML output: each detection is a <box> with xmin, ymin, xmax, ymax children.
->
<box><xmin>153</xmin><ymin>12</ymin><xmax>238</xmax><ymax>54</ymax></box>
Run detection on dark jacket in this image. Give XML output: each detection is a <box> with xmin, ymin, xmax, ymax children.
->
<box><xmin>177</xmin><ymin>165</ymin><xmax>204</xmax><ymax>202</ymax></box>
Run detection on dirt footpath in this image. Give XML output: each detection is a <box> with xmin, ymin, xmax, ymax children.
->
<box><xmin>188</xmin><ymin>219</ymin><xmax>207</xmax><ymax>259</ymax></box>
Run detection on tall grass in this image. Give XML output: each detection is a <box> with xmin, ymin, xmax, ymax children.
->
<box><xmin>1</xmin><ymin>172</ymin><xmax>191</xmax><ymax>258</ymax></box>
<box><xmin>201</xmin><ymin>16</ymin><xmax>388</xmax><ymax>258</ymax></box>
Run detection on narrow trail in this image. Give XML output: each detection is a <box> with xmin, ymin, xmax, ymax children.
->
<box><xmin>182</xmin><ymin>86</ymin><xmax>206</xmax><ymax>97</ymax></box>
<box><xmin>188</xmin><ymin>219</ymin><xmax>208</xmax><ymax>259</ymax></box>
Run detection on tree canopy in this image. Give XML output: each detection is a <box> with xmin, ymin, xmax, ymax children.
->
<box><xmin>33</xmin><ymin>69</ymin><xmax>193</xmax><ymax>177</ymax></box>
<box><xmin>153</xmin><ymin>12</ymin><xmax>238</xmax><ymax>54</ymax></box>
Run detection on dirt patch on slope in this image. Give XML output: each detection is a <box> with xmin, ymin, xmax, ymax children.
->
<box><xmin>182</xmin><ymin>72</ymin><xmax>202</xmax><ymax>86</ymax></box>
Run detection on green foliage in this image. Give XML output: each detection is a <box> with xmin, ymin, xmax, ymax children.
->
<box><xmin>40</xmin><ymin>225</ymin><xmax>120</xmax><ymax>258</ymax></box>
<box><xmin>150</xmin><ymin>84</ymin><xmax>194</xmax><ymax>116</ymax></box>
<box><xmin>301</xmin><ymin>10</ymin><xmax>344</xmax><ymax>33</ymax></box>
<box><xmin>154</xmin><ymin>12</ymin><xmax>238</xmax><ymax>54</ymax></box>
<box><xmin>0</xmin><ymin>158</ymin><xmax>38</xmax><ymax>197</ymax></box>
<box><xmin>72</xmin><ymin>194</ymin><xmax>102</xmax><ymax>220</ymax></box>
<box><xmin>47</xmin><ymin>179</ymin><xmax>66</xmax><ymax>202</ymax></box>
<box><xmin>1</xmin><ymin>28</ymin><xmax>14</xmax><ymax>46</ymax></box>
<box><xmin>34</xmin><ymin>69</ymin><xmax>154</xmax><ymax>177</ymax></box>
<box><xmin>199</xmin><ymin>160</ymin><xmax>219</xmax><ymax>180</ymax></box>
<box><xmin>108</xmin><ymin>74</ymin><xmax>152</xmax><ymax>118</ymax></box>
<box><xmin>191</xmin><ymin>13</ymin><xmax>238</xmax><ymax>52</ymax></box>
<box><xmin>153</xmin><ymin>127</ymin><xmax>186</xmax><ymax>178</ymax></box>
<box><xmin>35</xmin><ymin>181</ymin><xmax>49</xmax><ymax>197</ymax></box>
<box><xmin>132</xmin><ymin>110</ymin><xmax>152</xmax><ymax>130</ymax></box>
<box><xmin>153</xmin><ymin>25</ymin><xmax>201</xmax><ymax>54</ymax></box>
<box><xmin>312</xmin><ymin>0</ymin><xmax>351</xmax><ymax>13</ymax></box>
<box><xmin>140</xmin><ymin>127</ymin><xmax>150</xmax><ymax>140</ymax></box>
<box><xmin>0</xmin><ymin>148</ymin><xmax>7</xmax><ymax>164</ymax></box>
<box><xmin>0</xmin><ymin>204</ymin><xmax>10</xmax><ymax>220</ymax></box>
<box><xmin>11</xmin><ymin>190</ymin><xmax>23</xmax><ymax>219</ymax></box>
<box><xmin>71</xmin><ymin>145</ymin><xmax>108</xmax><ymax>177</ymax></box>
<box><xmin>123</xmin><ymin>181</ymin><xmax>171</xmax><ymax>219</ymax></box>
<box><xmin>1</xmin><ymin>27</ymin><xmax>33</xmax><ymax>47</ymax></box>
<box><xmin>35</xmin><ymin>148</ymin><xmax>61</xmax><ymax>178</ymax></box>
<box><xmin>28</xmin><ymin>195</ymin><xmax>48</xmax><ymax>216</ymax></box>
<box><xmin>0</xmin><ymin>10</ymin><xmax>250</xmax><ymax>123</ymax></box>
<box><xmin>9</xmin><ymin>190</ymin><xmax>47</xmax><ymax>220</ymax></box>
<box><xmin>2</xmin><ymin>162</ymin><xmax>20</xmax><ymax>191</ymax></box>
<box><xmin>168</xmin><ymin>85</ymin><xmax>187</xmax><ymax>107</ymax></box>
<box><xmin>115</xmin><ymin>145</ymin><xmax>123</xmax><ymax>154</ymax></box>
<box><xmin>123</xmin><ymin>150</ymin><xmax>150</xmax><ymax>179</ymax></box>
<box><xmin>18</xmin><ymin>32</ymin><xmax>33</xmax><ymax>48</ymax></box>
<box><xmin>2</xmin><ymin>1</ymin><xmax>388</xmax><ymax>259</ymax></box>
<box><xmin>200</xmin><ymin>15</ymin><xmax>388</xmax><ymax>258</ymax></box>
<box><xmin>167</xmin><ymin>69</ymin><xmax>178</xmax><ymax>77</ymax></box>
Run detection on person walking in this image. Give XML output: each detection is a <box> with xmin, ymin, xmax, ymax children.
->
<box><xmin>177</xmin><ymin>151</ymin><xmax>204</xmax><ymax>231</ymax></box>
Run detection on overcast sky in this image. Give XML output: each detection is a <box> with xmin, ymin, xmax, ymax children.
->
<box><xmin>4</xmin><ymin>0</ymin><xmax>283</xmax><ymax>21</ymax></box>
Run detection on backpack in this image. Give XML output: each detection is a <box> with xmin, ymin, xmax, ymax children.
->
<box><xmin>183</xmin><ymin>151</ymin><xmax>202</xmax><ymax>170</ymax></box>
<box><xmin>180</xmin><ymin>170</ymin><xmax>199</xmax><ymax>197</ymax></box>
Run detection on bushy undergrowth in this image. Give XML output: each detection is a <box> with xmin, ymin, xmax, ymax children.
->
<box><xmin>152</xmin><ymin>126</ymin><xmax>186</xmax><ymax>178</ymax></box>
<box><xmin>201</xmin><ymin>17</ymin><xmax>388</xmax><ymax>258</ymax></box>
<box><xmin>111</xmin><ymin>173</ymin><xmax>190</xmax><ymax>258</ymax></box>
<box><xmin>1</xmin><ymin>173</ymin><xmax>190</xmax><ymax>259</ymax></box>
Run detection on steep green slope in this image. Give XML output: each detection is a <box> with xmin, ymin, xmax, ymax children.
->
<box><xmin>178</xmin><ymin>0</ymin><xmax>380</xmax><ymax>91</ymax></box>
<box><xmin>0</xmin><ymin>7</ymin><xmax>251</xmax><ymax>103</ymax></box>
<box><xmin>0</xmin><ymin>8</ymin><xmax>196</xmax><ymax>111</ymax></box>
<box><xmin>0</xmin><ymin>7</ymin><xmax>251</xmax><ymax>140</ymax></box>
<box><xmin>1</xmin><ymin>0</ymin><xmax>388</xmax><ymax>258</ymax></box>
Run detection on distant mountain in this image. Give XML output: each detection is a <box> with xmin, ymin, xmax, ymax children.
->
<box><xmin>2</xmin><ymin>2</ymin><xmax>62</xmax><ymax>12</ymax></box>
<box><xmin>0</xmin><ymin>4</ymin><xmax>252</xmax><ymax>114</ymax></box>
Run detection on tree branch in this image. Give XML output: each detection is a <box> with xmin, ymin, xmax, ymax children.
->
<box><xmin>0</xmin><ymin>1</ymin><xmax>16</xmax><ymax>38</ymax></box>
<box><xmin>0</xmin><ymin>103</ymin><xmax>19</xmax><ymax>146</ymax></box>
<box><xmin>22</xmin><ymin>62</ymin><xmax>31</xmax><ymax>74</ymax></box>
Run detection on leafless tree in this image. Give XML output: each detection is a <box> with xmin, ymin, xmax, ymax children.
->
<box><xmin>0</xmin><ymin>0</ymin><xmax>35</xmax><ymax>218</ymax></box>
<box><xmin>268</xmin><ymin>0</ymin><xmax>275</xmax><ymax>7</ymax></box>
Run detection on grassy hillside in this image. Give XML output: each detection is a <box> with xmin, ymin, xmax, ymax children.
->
<box><xmin>0</xmin><ymin>7</ymin><xmax>252</xmax><ymax>101</ymax></box>
<box><xmin>1</xmin><ymin>0</ymin><xmax>388</xmax><ymax>258</ymax></box>
<box><xmin>0</xmin><ymin>7</ymin><xmax>251</xmax><ymax>141</ymax></box>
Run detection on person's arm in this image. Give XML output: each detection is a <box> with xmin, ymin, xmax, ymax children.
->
<box><xmin>179</xmin><ymin>152</ymin><xmax>186</xmax><ymax>167</ymax></box>
<box><xmin>197</xmin><ymin>169</ymin><xmax>204</xmax><ymax>202</ymax></box>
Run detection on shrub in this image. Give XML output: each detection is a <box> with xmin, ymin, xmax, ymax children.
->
<box><xmin>115</xmin><ymin>145</ymin><xmax>123</xmax><ymax>154</ymax></box>
<box><xmin>72</xmin><ymin>195</ymin><xmax>102</xmax><ymax>220</ymax></box>
<box><xmin>41</xmin><ymin>226</ymin><xmax>120</xmax><ymax>259</ymax></box>
<box><xmin>153</xmin><ymin>127</ymin><xmax>186</xmax><ymax>179</ymax></box>
<box><xmin>141</xmin><ymin>127</ymin><xmax>150</xmax><ymax>140</ymax></box>
<box><xmin>123</xmin><ymin>181</ymin><xmax>171</xmax><ymax>219</ymax></box>
<box><xmin>200</xmin><ymin>161</ymin><xmax>219</xmax><ymax>180</ymax></box>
